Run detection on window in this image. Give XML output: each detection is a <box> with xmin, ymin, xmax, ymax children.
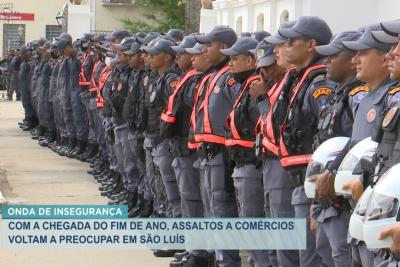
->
<box><xmin>46</xmin><ymin>25</ymin><xmax>62</xmax><ymax>40</ymax></box>
<box><xmin>3</xmin><ymin>24</ymin><xmax>25</xmax><ymax>56</ymax></box>
<box><xmin>256</xmin><ymin>13</ymin><xmax>264</xmax><ymax>31</ymax></box>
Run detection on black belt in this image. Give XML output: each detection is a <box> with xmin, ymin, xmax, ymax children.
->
<box><xmin>197</xmin><ymin>142</ymin><xmax>224</xmax><ymax>160</ymax></box>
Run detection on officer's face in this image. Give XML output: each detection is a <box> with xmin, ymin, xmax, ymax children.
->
<box><xmin>203</xmin><ymin>41</ymin><xmax>227</xmax><ymax>65</ymax></box>
<box><xmin>117</xmin><ymin>50</ymin><xmax>129</xmax><ymax>65</ymax></box>
<box><xmin>324</xmin><ymin>51</ymin><xmax>355</xmax><ymax>83</ymax></box>
<box><xmin>142</xmin><ymin>53</ymin><xmax>151</xmax><ymax>68</ymax></box>
<box><xmin>192</xmin><ymin>53</ymin><xmax>211</xmax><ymax>72</ymax></box>
<box><xmin>229</xmin><ymin>54</ymin><xmax>256</xmax><ymax>73</ymax></box>
<box><xmin>149</xmin><ymin>52</ymin><xmax>171</xmax><ymax>71</ymax></box>
<box><xmin>273</xmin><ymin>42</ymin><xmax>291</xmax><ymax>69</ymax></box>
<box><xmin>352</xmin><ymin>49</ymin><xmax>389</xmax><ymax>84</ymax></box>
<box><xmin>387</xmin><ymin>43</ymin><xmax>400</xmax><ymax>81</ymax></box>
<box><xmin>110</xmin><ymin>38</ymin><xmax>121</xmax><ymax>53</ymax></box>
<box><xmin>129</xmin><ymin>53</ymin><xmax>143</xmax><ymax>69</ymax></box>
<box><xmin>286</xmin><ymin>37</ymin><xmax>316</xmax><ymax>67</ymax></box>
<box><xmin>63</xmin><ymin>44</ymin><xmax>74</xmax><ymax>57</ymax></box>
<box><xmin>176</xmin><ymin>53</ymin><xmax>192</xmax><ymax>71</ymax></box>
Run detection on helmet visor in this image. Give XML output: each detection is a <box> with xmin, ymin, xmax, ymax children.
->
<box><xmin>365</xmin><ymin>191</ymin><xmax>399</xmax><ymax>221</ymax></box>
<box><xmin>305</xmin><ymin>159</ymin><xmax>324</xmax><ymax>181</ymax></box>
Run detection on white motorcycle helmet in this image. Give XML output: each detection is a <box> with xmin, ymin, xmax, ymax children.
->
<box><xmin>363</xmin><ymin>164</ymin><xmax>400</xmax><ymax>249</ymax></box>
<box><xmin>305</xmin><ymin>137</ymin><xmax>350</xmax><ymax>198</ymax></box>
<box><xmin>349</xmin><ymin>186</ymin><xmax>373</xmax><ymax>241</ymax></box>
<box><xmin>335</xmin><ymin>137</ymin><xmax>378</xmax><ymax>196</ymax></box>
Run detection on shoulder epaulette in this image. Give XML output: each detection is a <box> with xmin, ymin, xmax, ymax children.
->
<box><xmin>349</xmin><ymin>85</ymin><xmax>369</xmax><ymax>96</ymax></box>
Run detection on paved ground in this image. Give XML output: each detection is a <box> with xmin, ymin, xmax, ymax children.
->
<box><xmin>0</xmin><ymin>100</ymin><xmax>172</xmax><ymax>267</ymax></box>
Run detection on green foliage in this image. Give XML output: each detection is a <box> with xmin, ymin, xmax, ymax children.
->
<box><xmin>122</xmin><ymin>0</ymin><xmax>186</xmax><ymax>33</ymax></box>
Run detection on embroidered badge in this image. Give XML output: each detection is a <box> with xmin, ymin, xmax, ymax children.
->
<box><xmin>256</xmin><ymin>49</ymin><xmax>265</xmax><ymax>60</ymax></box>
<box><xmin>213</xmin><ymin>85</ymin><xmax>221</xmax><ymax>94</ymax></box>
<box><xmin>227</xmin><ymin>77</ymin><xmax>236</xmax><ymax>87</ymax></box>
<box><xmin>312</xmin><ymin>87</ymin><xmax>332</xmax><ymax>99</ymax></box>
<box><xmin>367</xmin><ymin>108</ymin><xmax>377</xmax><ymax>123</ymax></box>
<box><xmin>349</xmin><ymin>85</ymin><xmax>369</xmax><ymax>96</ymax></box>
<box><xmin>382</xmin><ymin>106</ymin><xmax>399</xmax><ymax>128</ymax></box>
<box><xmin>389</xmin><ymin>86</ymin><xmax>400</xmax><ymax>95</ymax></box>
<box><xmin>170</xmin><ymin>81</ymin><xmax>178</xmax><ymax>89</ymax></box>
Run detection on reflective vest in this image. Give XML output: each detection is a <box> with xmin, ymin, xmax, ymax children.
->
<box><xmin>278</xmin><ymin>64</ymin><xmax>327</xmax><ymax>168</ymax></box>
<box><xmin>188</xmin><ymin>72</ymin><xmax>212</xmax><ymax>150</ymax></box>
<box><xmin>96</xmin><ymin>65</ymin><xmax>112</xmax><ymax>108</ymax></box>
<box><xmin>79</xmin><ymin>53</ymin><xmax>91</xmax><ymax>86</ymax></box>
<box><xmin>89</xmin><ymin>60</ymin><xmax>104</xmax><ymax>93</ymax></box>
<box><xmin>194</xmin><ymin>65</ymin><xmax>230</xmax><ymax>145</ymax></box>
<box><xmin>258</xmin><ymin>71</ymin><xmax>292</xmax><ymax>156</ymax></box>
<box><xmin>225</xmin><ymin>74</ymin><xmax>261</xmax><ymax>148</ymax></box>
<box><xmin>161</xmin><ymin>69</ymin><xmax>198</xmax><ymax>123</ymax></box>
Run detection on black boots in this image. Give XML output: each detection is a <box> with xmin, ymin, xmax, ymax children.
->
<box><xmin>76</xmin><ymin>143</ymin><xmax>98</xmax><ymax>162</ymax></box>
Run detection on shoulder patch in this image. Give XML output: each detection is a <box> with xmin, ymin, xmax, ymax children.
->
<box><xmin>389</xmin><ymin>86</ymin><xmax>400</xmax><ymax>95</ymax></box>
<box><xmin>170</xmin><ymin>80</ymin><xmax>178</xmax><ymax>89</ymax></box>
<box><xmin>227</xmin><ymin>77</ymin><xmax>236</xmax><ymax>87</ymax></box>
<box><xmin>349</xmin><ymin>85</ymin><xmax>369</xmax><ymax>96</ymax></box>
<box><xmin>312</xmin><ymin>87</ymin><xmax>332</xmax><ymax>99</ymax></box>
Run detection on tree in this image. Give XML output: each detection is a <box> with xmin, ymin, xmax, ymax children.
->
<box><xmin>121</xmin><ymin>0</ymin><xmax>186</xmax><ymax>33</ymax></box>
<box><xmin>185</xmin><ymin>0</ymin><xmax>201</xmax><ymax>34</ymax></box>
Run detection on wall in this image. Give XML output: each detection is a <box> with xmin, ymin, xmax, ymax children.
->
<box><xmin>0</xmin><ymin>0</ymin><xmax>66</xmax><ymax>54</ymax></box>
<box><xmin>201</xmin><ymin>0</ymin><xmax>400</xmax><ymax>35</ymax></box>
<box><xmin>93</xmin><ymin>0</ymin><xmax>148</xmax><ymax>32</ymax></box>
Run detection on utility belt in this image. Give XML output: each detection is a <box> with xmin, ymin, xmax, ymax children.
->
<box><xmin>197</xmin><ymin>142</ymin><xmax>225</xmax><ymax>160</ymax></box>
<box><xmin>317</xmin><ymin>196</ymin><xmax>352</xmax><ymax>210</ymax></box>
<box><xmin>286</xmin><ymin>166</ymin><xmax>307</xmax><ymax>187</ymax></box>
<box><xmin>227</xmin><ymin>146</ymin><xmax>262</xmax><ymax>169</ymax></box>
<box><xmin>170</xmin><ymin>137</ymin><xmax>192</xmax><ymax>158</ymax></box>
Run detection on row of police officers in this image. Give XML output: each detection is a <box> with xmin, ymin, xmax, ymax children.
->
<box><xmin>13</xmin><ymin>16</ymin><xmax>400</xmax><ymax>267</ymax></box>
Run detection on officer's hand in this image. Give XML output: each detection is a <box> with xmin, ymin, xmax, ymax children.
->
<box><xmin>378</xmin><ymin>223</ymin><xmax>400</xmax><ymax>253</ymax></box>
<box><xmin>315</xmin><ymin>170</ymin><xmax>336</xmax><ymax>201</ymax></box>
<box><xmin>249</xmin><ymin>80</ymin><xmax>267</xmax><ymax>98</ymax></box>
<box><xmin>342</xmin><ymin>179</ymin><xmax>364</xmax><ymax>201</ymax></box>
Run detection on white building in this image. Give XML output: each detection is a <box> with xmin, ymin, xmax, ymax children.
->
<box><xmin>200</xmin><ymin>0</ymin><xmax>400</xmax><ymax>34</ymax></box>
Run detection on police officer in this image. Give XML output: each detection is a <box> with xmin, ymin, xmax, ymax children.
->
<box><xmin>19</xmin><ymin>46</ymin><xmax>37</xmax><ymax>131</ymax></box>
<box><xmin>122</xmin><ymin>41</ymin><xmax>149</xmax><ymax>217</ymax></box>
<box><xmin>323</xmin><ymin>24</ymin><xmax>396</xmax><ymax>267</ymax></box>
<box><xmin>96</xmin><ymin>29</ymin><xmax>130</xmax><ymax>200</ymax></box>
<box><xmin>142</xmin><ymin>39</ymin><xmax>182</xmax><ymax>219</ymax></box>
<box><xmin>310</xmin><ymin>31</ymin><xmax>367</xmax><ymax>267</ymax></box>
<box><xmin>37</xmin><ymin>41</ymin><xmax>57</xmax><ymax>147</ymax></box>
<box><xmin>222</xmin><ymin>37</ymin><xmax>272</xmax><ymax>267</ymax></box>
<box><xmin>9</xmin><ymin>49</ymin><xmax>21</xmax><ymax>101</ymax></box>
<box><xmin>250</xmin><ymin>21</ymin><xmax>300</xmax><ymax>267</ymax></box>
<box><xmin>274</xmin><ymin>16</ymin><xmax>334</xmax><ymax>267</ymax></box>
<box><xmin>109</xmin><ymin>36</ymin><xmax>141</xmax><ymax>213</ymax></box>
<box><xmin>160</xmin><ymin>36</ymin><xmax>210</xmax><ymax>266</ymax></box>
<box><xmin>55</xmin><ymin>36</ymin><xmax>77</xmax><ymax>157</ymax></box>
<box><xmin>48</xmin><ymin>42</ymin><xmax>64</xmax><ymax>151</ymax></box>
<box><xmin>138</xmin><ymin>37</ymin><xmax>169</xmax><ymax>219</ymax></box>
<box><xmin>194</xmin><ymin>26</ymin><xmax>241</xmax><ymax>267</ymax></box>
<box><xmin>76</xmin><ymin>33</ymin><xmax>95</xmax><ymax>160</ymax></box>
<box><xmin>78</xmin><ymin>38</ymin><xmax>106</xmax><ymax>161</ymax></box>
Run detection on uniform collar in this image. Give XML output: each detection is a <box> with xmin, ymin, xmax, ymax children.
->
<box><xmin>371</xmin><ymin>77</ymin><xmax>396</xmax><ymax>104</ymax></box>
